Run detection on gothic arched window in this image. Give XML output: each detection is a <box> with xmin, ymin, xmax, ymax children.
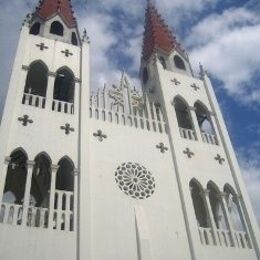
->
<box><xmin>207</xmin><ymin>182</ymin><xmax>228</xmax><ymax>230</ymax></box>
<box><xmin>174</xmin><ymin>97</ymin><xmax>193</xmax><ymax>129</ymax></box>
<box><xmin>24</xmin><ymin>61</ymin><xmax>48</xmax><ymax>97</ymax></box>
<box><xmin>56</xmin><ymin>157</ymin><xmax>74</xmax><ymax>192</ymax></box>
<box><xmin>3</xmin><ymin>148</ymin><xmax>28</xmax><ymax>205</ymax></box>
<box><xmin>174</xmin><ymin>55</ymin><xmax>186</xmax><ymax>71</ymax></box>
<box><xmin>194</xmin><ymin>102</ymin><xmax>215</xmax><ymax>135</ymax></box>
<box><xmin>71</xmin><ymin>32</ymin><xmax>78</xmax><ymax>46</ymax></box>
<box><xmin>190</xmin><ymin>179</ymin><xmax>209</xmax><ymax>228</ymax></box>
<box><xmin>159</xmin><ymin>57</ymin><xmax>167</xmax><ymax>70</ymax></box>
<box><xmin>50</xmin><ymin>21</ymin><xmax>64</xmax><ymax>36</ymax></box>
<box><xmin>143</xmin><ymin>67</ymin><xmax>149</xmax><ymax>84</ymax></box>
<box><xmin>53</xmin><ymin>67</ymin><xmax>75</xmax><ymax>103</ymax></box>
<box><xmin>30</xmin><ymin>153</ymin><xmax>51</xmax><ymax>208</ymax></box>
<box><xmin>30</xmin><ymin>22</ymin><xmax>41</xmax><ymax>35</ymax></box>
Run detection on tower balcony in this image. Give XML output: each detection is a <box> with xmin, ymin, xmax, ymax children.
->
<box><xmin>22</xmin><ymin>93</ymin><xmax>46</xmax><ymax>109</ymax></box>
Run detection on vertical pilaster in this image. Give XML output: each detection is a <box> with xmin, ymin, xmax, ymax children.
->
<box><xmin>46</xmin><ymin>72</ymin><xmax>56</xmax><ymax>111</ymax></box>
<box><xmin>73</xmin><ymin>168</ymin><xmax>79</xmax><ymax>232</ymax></box>
<box><xmin>209</xmin><ymin>112</ymin><xmax>221</xmax><ymax>145</ymax></box>
<box><xmin>48</xmin><ymin>164</ymin><xmax>59</xmax><ymax>229</ymax></box>
<box><xmin>22</xmin><ymin>160</ymin><xmax>35</xmax><ymax>226</ymax></box>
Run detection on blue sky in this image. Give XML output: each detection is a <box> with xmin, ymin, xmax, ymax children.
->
<box><xmin>0</xmin><ymin>0</ymin><xmax>259</xmax><ymax>224</ymax></box>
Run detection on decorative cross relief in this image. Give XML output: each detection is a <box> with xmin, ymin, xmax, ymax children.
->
<box><xmin>61</xmin><ymin>49</ymin><xmax>73</xmax><ymax>57</ymax></box>
<box><xmin>156</xmin><ymin>143</ymin><xmax>168</xmax><ymax>153</ymax></box>
<box><xmin>190</xmin><ymin>83</ymin><xmax>200</xmax><ymax>91</ymax></box>
<box><xmin>183</xmin><ymin>148</ymin><xmax>194</xmax><ymax>158</ymax></box>
<box><xmin>36</xmin><ymin>43</ymin><xmax>48</xmax><ymax>51</ymax></box>
<box><xmin>18</xmin><ymin>115</ymin><xmax>33</xmax><ymax>126</ymax></box>
<box><xmin>60</xmin><ymin>123</ymin><xmax>75</xmax><ymax>135</ymax></box>
<box><xmin>93</xmin><ymin>130</ymin><xmax>107</xmax><ymax>142</ymax></box>
<box><xmin>215</xmin><ymin>154</ymin><xmax>225</xmax><ymax>165</ymax></box>
<box><xmin>171</xmin><ymin>78</ymin><xmax>181</xmax><ymax>85</ymax></box>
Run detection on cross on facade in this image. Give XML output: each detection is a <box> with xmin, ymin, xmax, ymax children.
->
<box><xmin>171</xmin><ymin>78</ymin><xmax>181</xmax><ymax>85</ymax></box>
<box><xmin>183</xmin><ymin>148</ymin><xmax>194</xmax><ymax>158</ymax></box>
<box><xmin>60</xmin><ymin>123</ymin><xmax>75</xmax><ymax>135</ymax></box>
<box><xmin>18</xmin><ymin>114</ymin><xmax>33</xmax><ymax>126</ymax></box>
<box><xmin>156</xmin><ymin>143</ymin><xmax>168</xmax><ymax>153</ymax></box>
<box><xmin>215</xmin><ymin>154</ymin><xmax>225</xmax><ymax>165</ymax></box>
<box><xmin>61</xmin><ymin>49</ymin><xmax>73</xmax><ymax>57</ymax></box>
<box><xmin>93</xmin><ymin>130</ymin><xmax>107</xmax><ymax>142</ymax></box>
<box><xmin>190</xmin><ymin>83</ymin><xmax>200</xmax><ymax>91</ymax></box>
<box><xmin>36</xmin><ymin>42</ymin><xmax>48</xmax><ymax>51</ymax></box>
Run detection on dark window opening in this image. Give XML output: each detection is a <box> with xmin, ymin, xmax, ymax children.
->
<box><xmin>71</xmin><ymin>32</ymin><xmax>78</xmax><ymax>46</ymax></box>
<box><xmin>190</xmin><ymin>180</ymin><xmax>209</xmax><ymax>228</ymax></box>
<box><xmin>24</xmin><ymin>61</ymin><xmax>48</xmax><ymax>97</ymax></box>
<box><xmin>174</xmin><ymin>55</ymin><xmax>186</xmax><ymax>71</ymax></box>
<box><xmin>30</xmin><ymin>154</ymin><xmax>51</xmax><ymax>208</ymax></box>
<box><xmin>50</xmin><ymin>21</ymin><xmax>64</xmax><ymax>36</ymax></box>
<box><xmin>30</xmin><ymin>22</ymin><xmax>41</xmax><ymax>35</ymax></box>
<box><xmin>143</xmin><ymin>67</ymin><xmax>149</xmax><ymax>84</ymax></box>
<box><xmin>159</xmin><ymin>57</ymin><xmax>167</xmax><ymax>69</ymax></box>
<box><xmin>53</xmin><ymin>68</ymin><xmax>75</xmax><ymax>103</ymax></box>
<box><xmin>56</xmin><ymin>158</ymin><xmax>74</xmax><ymax>192</ymax></box>
<box><xmin>174</xmin><ymin>98</ymin><xmax>193</xmax><ymax>129</ymax></box>
<box><xmin>3</xmin><ymin>149</ymin><xmax>28</xmax><ymax>205</ymax></box>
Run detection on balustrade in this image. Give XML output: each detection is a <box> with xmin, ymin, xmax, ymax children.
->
<box><xmin>22</xmin><ymin>93</ymin><xmax>45</xmax><ymax>109</ymax></box>
<box><xmin>198</xmin><ymin>227</ymin><xmax>214</xmax><ymax>245</ymax></box>
<box><xmin>201</xmin><ymin>132</ymin><xmax>218</xmax><ymax>145</ymax></box>
<box><xmin>179</xmin><ymin>127</ymin><xmax>197</xmax><ymax>141</ymax></box>
<box><xmin>52</xmin><ymin>100</ymin><xmax>74</xmax><ymax>114</ymax></box>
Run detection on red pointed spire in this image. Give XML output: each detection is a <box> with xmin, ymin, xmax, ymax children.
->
<box><xmin>35</xmin><ymin>0</ymin><xmax>77</xmax><ymax>28</ymax></box>
<box><xmin>142</xmin><ymin>1</ymin><xmax>183</xmax><ymax>60</ymax></box>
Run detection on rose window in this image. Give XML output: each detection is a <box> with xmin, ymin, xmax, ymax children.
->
<box><xmin>115</xmin><ymin>162</ymin><xmax>155</xmax><ymax>199</ymax></box>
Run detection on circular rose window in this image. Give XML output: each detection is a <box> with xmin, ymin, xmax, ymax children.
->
<box><xmin>115</xmin><ymin>162</ymin><xmax>155</xmax><ymax>199</ymax></box>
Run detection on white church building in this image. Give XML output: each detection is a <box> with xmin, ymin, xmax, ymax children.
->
<box><xmin>0</xmin><ymin>0</ymin><xmax>259</xmax><ymax>259</ymax></box>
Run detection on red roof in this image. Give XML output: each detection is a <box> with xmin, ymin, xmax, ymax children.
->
<box><xmin>142</xmin><ymin>1</ymin><xmax>183</xmax><ymax>60</ymax></box>
<box><xmin>35</xmin><ymin>0</ymin><xmax>77</xmax><ymax>28</ymax></box>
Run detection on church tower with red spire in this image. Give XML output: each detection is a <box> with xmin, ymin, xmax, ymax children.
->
<box><xmin>0</xmin><ymin>0</ymin><xmax>259</xmax><ymax>260</ymax></box>
<box><xmin>0</xmin><ymin>0</ymin><xmax>90</xmax><ymax>259</ymax></box>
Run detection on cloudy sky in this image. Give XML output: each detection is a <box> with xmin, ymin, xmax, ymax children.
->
<box><xmin>0</xmin><ymin>0</ymin><xmax>259</xmax><ymax>224</ymax></box>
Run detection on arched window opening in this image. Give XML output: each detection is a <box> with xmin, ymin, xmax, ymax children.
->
<box><xmin>3</xmin><ymin>149</ymin><xmax>28</xmax><ymax>205</ymax></box>
<box><xmin>71</xmin><ymin>32</ymin><xmax>78</xmax><ymax>46</ymax></box>
<box><xmin>190</xmin><ymin>180</ymin><xmax>209</xmax><ymax>228</ymax></box>
<box><xmin>50</xmin><ymin>21</ymin><xmax>64</xmax><ymax>36</ymax></box>
<box><xmin>207</xmin><ymin>182</ymin><xmax>228</xmax><ymax>230</ymax></box>
<box><xmin>159</xmin><ymin>57</ymin><xmax>167</xmax><ymax>70</ymax></box>
<box><xmin>30</xmin><ymin>22</ymin><xmax>41</xmax><ymax>35</ymax></box>
<box><xmin>56</xmin><ymin>157</ymin><xmax>74</xmax><ymax>192</ymax></box>
<box><xmin>174</xmin><ymin>55</ymin><xmax>186</xmax><ymax>71</ymax></box>
<box><xmin>143</xmin><ymin>67</ymin><xmax>149</xmax><ymax>84</ymax></box>
<box><xmin>194</xmin><ymin>102</ymin><xmax>215</xmax><ymax>135</ymax></box>
<box><xmin>174</xmin><ymin>97</ymin><xmax>193</xmax><ymax>129</ymax></box>
<box><xmin>30</xmin><ymin>154</ymin><xmax>51</xmax><ymax>208</ymax></box>
<box><xmin>224</xmin><ymin>185</ymin><xmax>245</xmax><ymax>231</ymax></box>
<box><xmin>24</xmin><ymin>61</ymin><xmax>48</xmax><ymax>97</ymax></box>
<box><xmin>53</xmin><ymin>68</ymin><xmax>75</xmax><ymax>103</ymax></box>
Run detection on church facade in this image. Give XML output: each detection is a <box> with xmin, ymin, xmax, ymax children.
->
<box><xmin>0</xmin><ymin>0</ymin><xmax>259</xmax><ymax>259</ymax></box>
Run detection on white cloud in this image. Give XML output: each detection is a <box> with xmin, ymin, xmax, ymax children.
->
<box><xmin>187</xmin><ymin>7</ymin><xmax>260</xmax><ymax>106</ymax></box>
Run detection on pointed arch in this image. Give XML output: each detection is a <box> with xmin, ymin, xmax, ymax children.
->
<box><xmin>224</xmin><ymin>184</ymin><xmax>245</xmax><ymax>231</ymax></box>
<box><xmin>194</xmin><ymin>101</ymin><xmax>215</xmax><ymax>135</ymax></box>
<box><xmin>142</xmin><ymin>67</ymin><xmax>149</xmax><ymax>84</ymax></box>
<box><xmin>24</xmin><ymin>60</ymin><xmax>49</xmax><ymax>97</ymax></box>
<box><xmin>174</xmin><ymin>55</ymin><xmax>186</xmax><ymax>71</ymax></box>
<box><xmin>50</xmin><ymin>21</ymin><xmax>64</xmax><ymax>36</ymax></box>
<box><xmin>159</xmin><ymin>56</ymin><xmax>167</xmax><ymax>69</ymax></box>
<box><xmin>3</xmin><ymin>148</ymin><xmax>28</xmax><ymax>205</ymax></box>
<box><xmin>30</xmin><ymin>152</ymin><xmax>52</xmax><ymax>207</ymax></box>
<box><xmin>56</xmin><ymin>156</ymin><xmax>75</xmax><ymax>192</ymax></box>
<box><xmin>173</xmin><ymin>96</ymin><xmax>193</xmax><ymax>130</ymax></box>
<box><xmin>71</xmin><ymin>32</ymin><xmax>78</xmax><ymax>46</ymax></box>
<box><xmin>189</xmin><ymin>179</ymin><xmax>209</xmax><ymax>228</ymax></box>
<box><xmin>53</xmin><ymin>67</ymin><xmax>75</xmax><ymax>103</ymax></box>
<box><xmin>207</xmin><ymin>181</ymin><xmax>228</xmax><ymax>230</ymax></box>
<box><xmin>30</xmin><ymin>22</ymin><xmax>41</xmax><ymax>35</ymax></box>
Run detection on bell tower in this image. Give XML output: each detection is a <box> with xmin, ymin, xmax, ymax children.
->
<box><xmin>0</xmin><ymin>0</ymin><xmax>90</xmax><ymax>259</ymax></box>
<box><xmin>140</xmin><ymin>1</ymin><xmax>260</xmax><ymax>259</ymax></box>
